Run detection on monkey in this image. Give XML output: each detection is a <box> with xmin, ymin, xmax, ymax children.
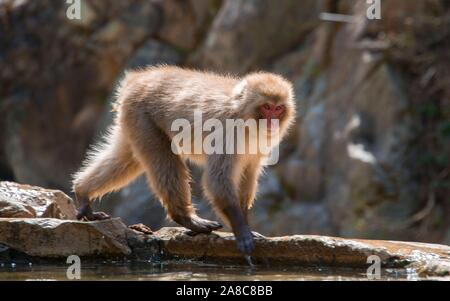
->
<box><xmin>72</xmin><ymin>66</ymin><xmax>296</xmax><ymax>255</ymax></box>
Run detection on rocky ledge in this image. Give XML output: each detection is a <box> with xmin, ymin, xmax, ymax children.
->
<box><xmin>0</xmin><ymin>182</ymin><xmax>449</xmax><ymax>279</ymax></box>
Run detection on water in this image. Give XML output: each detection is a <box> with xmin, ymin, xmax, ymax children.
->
<box><xmin>0</xmin><ymin>260</ymin><xmax>413</xmax><ymax>281</ymax></box>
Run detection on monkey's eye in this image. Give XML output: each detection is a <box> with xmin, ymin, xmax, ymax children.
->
<box><xmin>263</xmin><ymin>104</ymin><xmax>271</xmax><ymax>110</ymax></box>
<box><xmin>275</xmin><ymin>105</ymin><xmax>285</xmax><ymax>111</ymax></box>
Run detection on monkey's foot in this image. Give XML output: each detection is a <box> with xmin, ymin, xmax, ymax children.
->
<box><xmin>251</xmin><ymin>231</ymin><xmax>266</xmax><ymax>239</ymax></box>
<box><xmin>174</xmin><ymin>215</ymin><xmax>222</xmax><ymax>234</ymax></box>
<box><xmin>129</xmin><ymin>223</ymin><xmax>153</xmax><ymax>234</ymax></box>
<box><xmin>236</xmin><ymin>229</ymin><xmax>255</xmax><ymax>255</ymax></box>
<box><xmin>76</xmin><ymin>205</ymin><xmax>111</xmax><ymax>221</ymax></box>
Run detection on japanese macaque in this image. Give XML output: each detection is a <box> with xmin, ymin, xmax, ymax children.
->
<box><xmin>72</xmin><ymin>66</ymin><xmax>295</xmax><ymax>254</ymax></box>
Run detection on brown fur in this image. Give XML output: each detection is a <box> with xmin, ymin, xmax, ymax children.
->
<box><xmin>73</xmin><ymin>65</ymin><xmax>295</xmax><ymax>253</ymax></box>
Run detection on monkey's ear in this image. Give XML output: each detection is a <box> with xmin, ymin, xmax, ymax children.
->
<box><xmin>232</xmin><ymin>79</ymin><xmax>247</xmax><ymax>98</ymax></box>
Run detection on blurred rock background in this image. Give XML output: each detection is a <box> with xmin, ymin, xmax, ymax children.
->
<box><xmin>0</xmin><ymin>0</ymin><xmax>448</xmax><ymax>243</ymax></box>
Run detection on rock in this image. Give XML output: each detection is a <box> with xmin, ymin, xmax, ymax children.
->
<box><xmin>0</xmin><ymin>214</ymin><xmax>448</xmax><ymax>279</ymax></box>
<box><xmin>0</xmin><ymin>0</ymin><xmax>205</xmax><ymax>191</ymax></box>
<box><xmin>251</xmin><ymin>199</ymin><xmax>334</xmax><ymax>237</ymax></box>
<box><xmin>0</xmin><ymin>181</ymin><xmax>77</xmax><ymax>219</ymax></box>
<box><xmin>93</xmin><ymin>21</ymin><xmax>127</xmax><ymax>43</ymax></box>
<box><xmin>128</xmin><ymin>223</ymin><xmax>153</xmax><ymax>234</ymax></box>
<box><xmin>155</xmin><ymin>0</ymin><xmax>221</xmax><ymax>50</ymax></box>
<box><xmin>189</xmin><ymin>0</ymin><xmax>321</xmax><ymax>73</ymax></box>
<box><xmin>126</xmin><ymin>40</ymin><xmax>182</xmax><ymax>70</ymax></box>
<box><xmin>256</xmin><ymin>168</ymin><xmax>283</xmax><ymax>198</ymax></box>
<box><xmin>270</xmin><ymin>37</ymin><xmax>313</xmax><ymax>78</ymax></box>
<box><xmin>0</xmin><ymin>1</ymin><xmax>157</xmax><ymax>191</ymax></box>
<box><xmin>0</xmin><ymin>218</ymin><xmax>133</xmax><ymax>257</ymax></box>
<box><xmin>156</xmin><ymin>227</ymin><xmax>450</xmax><ymax>276</ymax></box>
<box><xmin>66</xmin><ymin>0</ymin><xmax>97</xmax><ymax>29</ymax></box>
<box><xmin>279</xmin><ymin>158</ymin><xmax>323</xmax><ymax>202</ymax></box>
<box><xmin>417</xmin><ymin>260</ymin><xmax>450</xmax><ymax>278</ymax></box>
<box><xmin>271</xmin><ymin>0</ymin><xmax>438</xmax><ymax>242</ymax></box>
<box><xmin>321</xmin><ymin>56</ymin><xmax>418</xmax><ymax>240</ymax></box>
<box><xmin>444</xmin><ymin>229</ymin><xmax>450</xmax><ymax>246</ymax></box>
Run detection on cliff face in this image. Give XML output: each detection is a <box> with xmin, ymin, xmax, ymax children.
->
<box><xmin>0</xmin><ymin>0</ymin><xmax>449</xmax><ymax>244</ymax></box>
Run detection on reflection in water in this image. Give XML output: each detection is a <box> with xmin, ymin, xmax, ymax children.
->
<box><xmin>0</xmin><ymin>260</ymin><xmax>413</xmax><ymax>281</ymax></box>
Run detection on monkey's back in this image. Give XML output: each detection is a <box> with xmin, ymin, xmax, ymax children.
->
<box><xmin>115</xmin><ymin>65</ymin><xmax>242</xmax><ymax>128</ymax></box>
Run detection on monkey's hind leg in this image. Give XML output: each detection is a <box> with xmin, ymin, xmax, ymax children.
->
<box><xmin>73</xmin><ymin>126</ymin><xmax>143</xmax><ymax>221</ymax></box>
<box><xmin>124</xmin><ymin>118</ymin><xmax>222</xmax><ymax>234</ymax></box>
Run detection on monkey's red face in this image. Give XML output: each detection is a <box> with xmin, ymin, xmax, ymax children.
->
<box><xmin>260</xmin><ymin>103</ymin><xmax>286</xmax><ymax>131</ymax></box>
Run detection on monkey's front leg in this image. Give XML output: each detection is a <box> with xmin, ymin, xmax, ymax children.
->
<box><xmin>205</xmin><ymin>156</ymin><xmax>255</xmax><ymax>254</ymax></box>
<box><xmin>222</xmin><ymin>203</ymin><xmax>255</xmax><ymax>254</ymax></box>
<box><xmin>239</xmin><ymin>162</ymin><xmax>265</xmax><ymax>240</ymax></box>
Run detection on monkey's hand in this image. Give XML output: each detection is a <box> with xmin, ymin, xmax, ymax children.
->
<box><xmin>76</xmin><ymin>204</ymin><xmax>111</xmax><ymax>221</ymax></box>
<box><xmin>236</xmin><ymin>228</ymin><xmax>255</xmax><ymax>255</ymax></box>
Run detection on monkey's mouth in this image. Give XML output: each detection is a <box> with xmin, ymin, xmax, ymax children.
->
<box><xmin>266</xmin><ymin>129</ymin><xmax>278</xmax><ymax>137</ymax></box>
<box><xmin>262</xmin><ymin>119</ymin><xmax>280</xmax><ymax>134</ymax></box>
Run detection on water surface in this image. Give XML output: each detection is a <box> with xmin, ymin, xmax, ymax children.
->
<box><xmin>0</xmin><ymin>260</ymin><xmax>417</xmax><ymax>281</ymax></box>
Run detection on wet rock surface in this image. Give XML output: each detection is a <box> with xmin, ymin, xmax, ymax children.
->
<box><xmin>0</xmin><ymin>217</ymin><xmax>448</xmax><ymax>279</ymax></box>
<box><xmin>0</xmin><ymin>182</ymin><xmax>77</xmax><ymax>219</ymax></box>
<box><xmin>0</xmin><ymin>218</ymin><xmax>134</xmax><ymax>258</ymax></box>
<box><xmin>156</xmin><ymin>228</ymin><xmax>450</xmax><ymax>273</ymax></box>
